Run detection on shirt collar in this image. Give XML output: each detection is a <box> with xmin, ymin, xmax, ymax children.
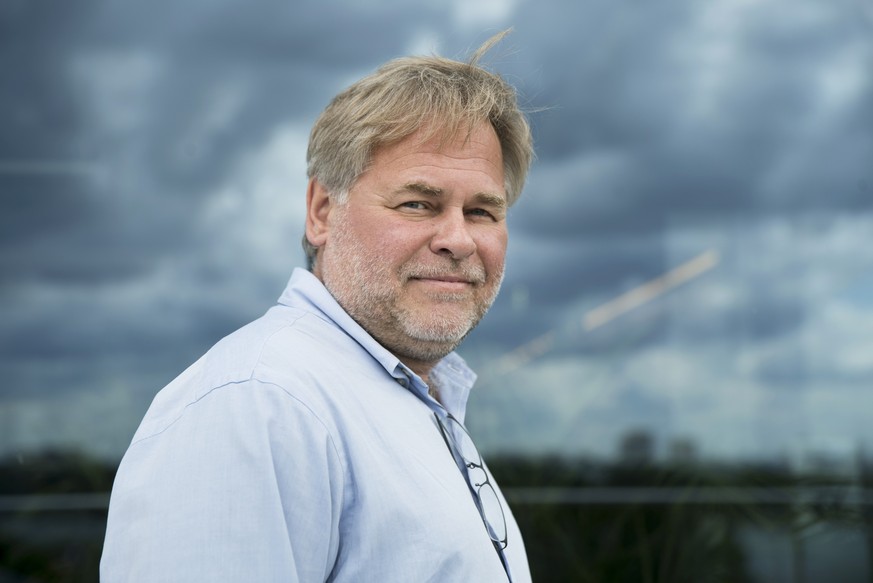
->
<box><xmin>277</xmin><ymin>268</ymin><xmax>476</xmax><ymax>420</ymax></box>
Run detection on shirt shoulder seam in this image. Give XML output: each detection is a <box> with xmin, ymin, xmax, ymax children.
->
<box><xmin>246</xmin><ymin>310</ymin><xmax>314</xmax><ymax>382</ymax></box>
<box><xmin>130</xmin><ymin>377</ymin><xmax>345</xmax><ymax>473</ymax></box>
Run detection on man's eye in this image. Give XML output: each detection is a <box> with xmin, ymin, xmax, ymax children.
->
<box><xmin>468</xmin><ymin>208</ymin><xmax>495</xmax><ymax>220</ymax></box>
<box><xmin>401</xmin><ymin>201</ymin><xmax>427</xmax><ymax>210</ymax></box>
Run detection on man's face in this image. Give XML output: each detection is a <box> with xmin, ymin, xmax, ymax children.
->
<box><xmin>312</xmin><ymin>122</ymin><xmax>508</xmax><ymax>370</ymax></box>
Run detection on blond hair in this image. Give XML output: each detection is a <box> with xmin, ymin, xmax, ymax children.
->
<box><xmin>303</xmin><ymin>30</ymin><xmax>534</xmax><ymax>266</ymax></box>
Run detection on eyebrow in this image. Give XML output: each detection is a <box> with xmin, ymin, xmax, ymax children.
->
<box><xmin>400</xmin><ymin>182</ymin><xmax>507</xmax><ymax>210</ymax></box>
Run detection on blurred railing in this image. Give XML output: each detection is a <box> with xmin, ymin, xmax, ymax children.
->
<box><xmin>3</xmin><ymin>486</ymin><xmax>873</xmax><ymax>511</ymax></box>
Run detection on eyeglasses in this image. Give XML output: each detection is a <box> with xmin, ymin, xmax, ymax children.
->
<box><xmin>434</xmin><ymin>412</ymin><xmax>508</xmax><ymax>552</ymax></box>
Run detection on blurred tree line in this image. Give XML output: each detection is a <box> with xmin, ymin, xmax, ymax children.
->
<box><xmin>2</xmin><ymin>446</ymin><xmax>872</xmax><ymax>582</ymax></box>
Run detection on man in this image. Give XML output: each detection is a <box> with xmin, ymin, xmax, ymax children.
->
<box><xmin>102</xmin><ymin>31</ymin><xmax>534</xmax><ymax>582</ymax></box>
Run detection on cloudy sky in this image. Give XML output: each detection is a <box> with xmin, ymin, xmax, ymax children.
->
<box><xmin>2</xmin><ymin>0</ymin><xmax>872</xmax><ymax>465</ymax></box>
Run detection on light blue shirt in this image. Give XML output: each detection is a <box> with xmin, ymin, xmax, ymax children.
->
<box><xmin>101</xmin><ymin>268</ymin><xmax>531</xmax><ymax>582</ymax></box>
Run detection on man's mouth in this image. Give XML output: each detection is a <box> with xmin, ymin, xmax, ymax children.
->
<box><xmin>409</xmin><ymin>275</ymin><xmax>478</xmax><ymax>293</ymax></box>
<box><xmin>415</xmin><ymin>275</ymin><xmax>471</xmax><ymax>284</ymax></box>
<box><xmin>406</xmin><ymin>266</ymin><xmax>485</xmax><ymax>284</ymax></box>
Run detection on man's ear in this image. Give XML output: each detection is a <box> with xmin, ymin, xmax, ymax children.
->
<box><xmin>305</xmin><ymin>178</ymin><xmax>333</xmax><ymax>249</ymax></box>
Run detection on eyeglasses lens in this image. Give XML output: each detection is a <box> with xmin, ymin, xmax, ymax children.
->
<box><xmin>446</xmin><ymin>416</ymin><xmax>508</xmax><ymax>549</ymax></box>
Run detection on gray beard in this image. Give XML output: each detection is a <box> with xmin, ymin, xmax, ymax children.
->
<box><xmin>319</xmin><ymin>210</ymin><xmax>503</xmax><ymax>364</ymax></box>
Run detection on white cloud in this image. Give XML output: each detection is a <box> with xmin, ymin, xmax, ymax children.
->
<box><xmin>470</xmin><ymin>212</ymin><xmax>873</xmax><ymax>462</ymax></box>
<box><xmin>472</xmin><ymin>327</ymin><xmax>873</xmax><ymax>463</ymax></box>
<box><xmin>1</xmin><ymin>373</ymin><xmax>149</xmax><ymax>460</ymax></box>
<box><xmin>406</xmin><ymin>28</ymin><xmax>444</xmax><ymax>56</ymax></box>
<box><xmin>197</xmin><ymin>121</ymin><xmax>310</xmax><ymax>278</ymax></box>
<box><xmin>451</xmin><ymin>0</ymin><xmax>521</xmax><ymax>29</ymax></box>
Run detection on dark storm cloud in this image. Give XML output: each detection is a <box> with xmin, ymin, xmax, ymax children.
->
<box><xmin>0</xmin><ymin>1</ymin><xmax>96</xmax><ymax>160</ymax></box>
<box><xmin>461</xmin><ymin>0</ymin><xmax>873</xmax><ymax>365</ymax></box>
<box><xmin>0</xmin><ymin>0</ymin><xmax>470</xmax><ymax>419</ymax></box>
<box><xmin>0</xmin><ymin>0</ymin><xmax>104</xmax><ymax>252</ymax></box>
<box><xmin>4</xmin><ymin>0</ymin><xmax>873</xmax><ymax>461</ymax></box>
<box><xmin>475</xmin><ymin>213</ymin><xmax>824</xmax><ymax>357</ymax></box>
<box><xmin>112</xmin><ymin>1</ymin><xmax>448</xmax><ymax>197</ymax></box>
<box><xmin>507</xmin><ymin>0</ymin><xmax>873</xmax><ymax>241</ymax></box>
<box><xmin>508</xmin><ymin>231</ymin><xmax>669</xmax><ymax>299</ymax></box>
<box><xmin>0</xmin><ymin>0</ymin><xmax>464</xmax><ymax>295</ymax></box>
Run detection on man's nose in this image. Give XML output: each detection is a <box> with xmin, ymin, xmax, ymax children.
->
<box><xmin>429</xmin><ymin>211</ymin><xmax>476</xmax><ymax>260</ymax></box>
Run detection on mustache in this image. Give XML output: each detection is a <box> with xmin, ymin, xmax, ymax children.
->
<box><xmin>401</xmin><ymin>262</ymin><xmax>487</xmax><ymax>285</ymax></box>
